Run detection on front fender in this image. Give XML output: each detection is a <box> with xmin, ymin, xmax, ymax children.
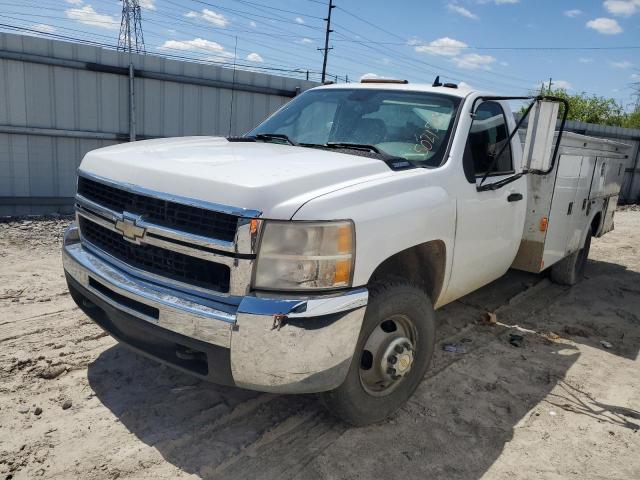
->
<box><xmin>292</xmin><ymin>169</ymin><xmax>456</xmax><ymax>296</ymax></box>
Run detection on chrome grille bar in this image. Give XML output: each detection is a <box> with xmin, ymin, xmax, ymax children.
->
<box><xmin>75</xmin><ymin>174</ymin><xmax>260</xmax><ymax>298</ymax></box>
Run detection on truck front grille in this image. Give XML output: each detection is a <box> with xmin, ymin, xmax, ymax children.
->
<box><xmin>79</xmin><ymin>217</ymin><xmax>231</xmax><ymax>293</ymax></box>
<box><xmin>77</xmin><ymin>177</ymin><xmax>239</xmax><ymax>242</ymax></box>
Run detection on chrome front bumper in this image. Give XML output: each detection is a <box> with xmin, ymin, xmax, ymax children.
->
<box><xmin>62</xmin><ymin>223</ymin><xmax>368</xmax><ymax>394</ymax></box>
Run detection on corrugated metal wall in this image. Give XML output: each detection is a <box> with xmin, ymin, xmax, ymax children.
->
<box><xmin>0</xmin><ymin>33</ymin><xmax>317</xmax><ymax>216</ymax></box>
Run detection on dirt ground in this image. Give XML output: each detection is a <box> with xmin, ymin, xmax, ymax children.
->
<box><xmin>1</xmin><ymin>210</ymin><xmax>639</xmax><ymax>480</ymax></box>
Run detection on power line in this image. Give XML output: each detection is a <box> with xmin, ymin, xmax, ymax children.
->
<box><xmin>188</xmin><ymin>0</ymin><xmax>325</xmax><ymax>31</ymax></box>
<box><xmin>0</xmin><ymin>6</ymin><xmax>340</xmax><ymax>79</ymax></box>
<box><xmin>141</xmin><ymin>9</ymin><xmax>323</xmax><ymax>66</ymax></box>
<box><xmin>331</xmin><ymin>39</ymin><xmax>640</xmax><ymax>51</ymax></box>
<box><xmin>227</xmin><ymin>0</ymin><xmax>324</xmax><ymax>20</ymax></box>
<box><xmin>2</xmin><ymin>0</ymin><xmax>629</xmax><ymax>98</ymax></box>
<box><xmin>330</xmin><ymin>24</ymin><xmax>530</xmax><ymax>93</ymax></box>
<box><xmin>0</xmin><ymin>23</ymin><xmax>341</xmax><ymax>80</ymax></box>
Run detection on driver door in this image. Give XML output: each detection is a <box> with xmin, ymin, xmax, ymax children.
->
<box><xmin>446</xmin><ymin>101</ymin><xmax>527</xmax><ymax>300</ymax></box>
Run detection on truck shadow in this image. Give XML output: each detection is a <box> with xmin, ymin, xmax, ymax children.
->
<box><xmin>87</xmin><ymin>258</ymin><xmax>640</xmax><ymax>479</ymax></box>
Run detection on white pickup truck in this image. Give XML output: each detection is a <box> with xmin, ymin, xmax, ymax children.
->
<box><xmin>62</xmin><ymin>80</ymin><xmax>631</xmax><ymax>425</ymax></box>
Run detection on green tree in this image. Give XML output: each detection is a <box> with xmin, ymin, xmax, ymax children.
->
<box><xmin>541</xmin><ymin>89</ymin><xmax>625</xmax><ymax>126</ymax></box>
<box><xmin>621</xmin><ymin>107</ymin><xmax>640</xmax><ymax>129</ymax></box>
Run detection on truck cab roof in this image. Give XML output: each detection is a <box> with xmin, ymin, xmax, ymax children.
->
<box><xmin>309</xmin><ymin>81</ymin><xmax>479</xmax><ymax>99</ymax></box>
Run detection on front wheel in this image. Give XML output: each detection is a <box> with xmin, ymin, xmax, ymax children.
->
<box><xmin>320</xmin><ymin>281</ymin><xmax>436</xmax><ymax>426</ymax></box>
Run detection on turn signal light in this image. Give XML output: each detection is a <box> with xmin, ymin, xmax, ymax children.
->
<box><xmin>540</xmin><ymin>217</ymin><xmax>548</xmax><ymax>232</ymax></box>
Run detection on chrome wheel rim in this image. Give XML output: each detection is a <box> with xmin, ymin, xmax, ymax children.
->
<box><xmin>359</xmin><ymin>314</ymin><xmax>418</xmax><ymax>396</ymax></box>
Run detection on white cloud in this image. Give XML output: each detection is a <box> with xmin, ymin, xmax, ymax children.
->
<box><xmin>202</xmin><ymin>9</ymin><xmax>229</xmax><ymax>27</ymax></box>
<box><xmin>553</xmin><ymin>80</ymin><xmax>573</xmax><ymax>90</ymax></box>
<box><xmin>414</xmin><ymin>37</ymin><xmax>468</xmax><ymax>56</ymax></box>
<box><xmin>159</xmin><ymin>38</ymin><xmax>233</xmax><ymax>62</ymax></box>
<box><xmin>249</xmin><ymin>21</ymin><xmax>257</xmax><ymax>27</ymax></box>
<box><xmin>564</xmin><ymin>9</ymin><xmax>582</xmax><ymax>18</ymax></box>
<box><xmin>586</xmin><ymin>17</ymin><xmax>623</xmax><ymax>34</ymax></box>
<box><xmin>610</xmin><ymin>60</ymin><xmax>633</xmax><ymax>68</ymax></box>
<box><xmin>32</xmin><ymin>23</ymin><xmax>56</xmax><ymax>33</ymax></box>
<box><xmin>295</xmin><ymin>17</ymin><xmax>305</xmax><ymax>24</ymax></box>
<box><xmin>579</xmin><ymin>57</ymin><xmax>594</xmax><ymax>63</ymax></box>
<box><xmin>447</xmin><ymin>3</ymin><xmax>479</xmax><ymax>19</ymax></box>
<box><xmin>65</xmin><ymin>0</ymin><xmax>83</xmax><ymax>5</ymax></box>
<box><xmin>451</xmin><ymin>53</ymin><xmax>496</xmax><ymax>70</ymax></box>
<box><xmin>458</xmin><ymin>81</ymin><xmax>473</xmax><ymax>89</ymax></box>
<box><xmin>495</xmin><ymin>0</ymin><xmax>519</xmax><ymax>3</ymax></box>
<box><xmin>185</xmin><ymin>9</ymin><xmax>229</xmax><ymax>27</ymax></box>
<box><xmin>65</xmin><ymin>5</ymin><xmax>119</xmax><ymax>30</ymax></box>
<box><xmin>604</xmin><ymin>0</ymin><xmax>640</xmax><ymax>17</ymax></box>
<box><xmin>246</xmin><ymin>52</ymin><xmax>263</xmax><ymax>62</ymax></box>
<box><xmin>160</xmin><ymin>38</ymin><xmax>224</xmax><ymax>52</ymax></box>
<box><xmin>631</xmin><ymin>73</ymin><xmax>640</xmax><ymax>80</ymax></box>
<box><xmin>138</xmin><ymin>0</ymin><xmax>156</xmax><ymax>10</ymax></box>
<box><xmin>360</xmin><ymin>73</ymin><xmax>384</xmax><ymax>81</ymax></box>
<box><xmin>298</xmin><ymin>37</ymin><xmax>313</xmax><ymax>44</ymax></box>
<box><xmin>499</xmin><ymin>61</ymin><xmax>508</xmax><ymax>66</ymax></box>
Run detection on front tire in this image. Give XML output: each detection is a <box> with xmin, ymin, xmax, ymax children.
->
<box><xmin>321</xmin><ymin>281</ymin><xmax>436</xmax><ymax>426</ymax></box>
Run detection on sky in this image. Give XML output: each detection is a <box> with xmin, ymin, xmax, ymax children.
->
<box><xmin>2</xmin><ymin>0</ymin><xmax>639</xmax><ymax>109</ymax></box>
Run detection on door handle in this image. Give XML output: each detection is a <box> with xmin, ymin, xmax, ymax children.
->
<box><xmin>507</xmin><ymin>193</ymin><xmax>523</xmax><ymax>202</ymax></box>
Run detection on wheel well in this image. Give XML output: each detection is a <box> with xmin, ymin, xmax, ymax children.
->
<box><xmin>591</xmin><ymin>212</ymin><xmax>602</xmax><ymax>236</ymax></box>
<box><xmin>368</xmin><ymin>240</ymin><xmax>446</xmax><ymax>302</ymax></box>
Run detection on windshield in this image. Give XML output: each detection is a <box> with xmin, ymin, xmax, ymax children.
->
<box><xmin>249</xmin><ymin>88</ymin><xmax>461</xmax><ymax>166</ymax></box>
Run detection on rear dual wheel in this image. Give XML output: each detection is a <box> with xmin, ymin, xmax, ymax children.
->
<box><xmin>321</xmin><ymin>281</ymin><xmax>435</xmax><ymax>426</ymax></box>
<box><xmin>550</xmin><ymin>231</ymin><xmax>592</xmax><ymax>286</ymax></box>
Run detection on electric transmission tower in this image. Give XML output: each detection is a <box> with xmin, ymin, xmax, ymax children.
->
<box><xmin>118</xmin><ymin>0</ymin><xmax>145</xmax><ymax>141</ymax></box>
<box><xmin>118</xmin><ymin>0</ymin><xmax>145</xmax><ymax>54</ymax></box>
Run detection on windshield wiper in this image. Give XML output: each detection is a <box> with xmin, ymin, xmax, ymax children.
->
<box><xmin>324</xmin><ymin>142</ymin><xmax>414</xmax><ymax>170</ymax></box>
<box><xmin>325</xmin><ymin>142</ymin><xmax>382</xmax><ymax>153</ymax></box>
<box><xmin>253</xmin><ymin>133</ymin><xmax>298</xmax><ymax>146</ymax></box>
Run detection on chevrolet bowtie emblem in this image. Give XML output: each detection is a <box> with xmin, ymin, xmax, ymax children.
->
<box><xmin>115</xmin><ymin>213</ymin><xmax>146</xmax><ymax>244</ymax></box>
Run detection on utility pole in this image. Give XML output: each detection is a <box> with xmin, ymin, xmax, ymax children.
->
<box><xmin>547</xmin><ymin>77</ymin><xmax>553</xmax><ymax>94</ymax></box>
<box><xmin>318</xmin><ymin>0</ymin><xmax>335</xmax><ymax>83</ymax></box>
<box><xmin>118</xmin><ymin>1</ymin><xmax>145</xmax><ymax>141</ymax></box>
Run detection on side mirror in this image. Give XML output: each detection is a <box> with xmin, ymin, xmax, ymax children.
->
<box><xmin>522</xmin><ymin>100</ymin><xmax>560</xmax><ymax>173</ymax></box>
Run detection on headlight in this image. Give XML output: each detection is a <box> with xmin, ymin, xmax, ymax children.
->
<box><xmin>253</xmin><ymin>220</ymin><xmax>354</xmax><ymax>291</ymax></box>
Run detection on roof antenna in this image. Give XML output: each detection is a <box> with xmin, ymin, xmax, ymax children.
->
<box><xmin>432</xmin><ymin>76</ymin><xmax>443</xmax><ymax>87</ymax></box>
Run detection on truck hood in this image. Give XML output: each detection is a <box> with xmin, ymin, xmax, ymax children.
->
<box><xmin>79</xmin><ymin>137</ymin><xmax>392</xmax><ymax>219</ymax></box>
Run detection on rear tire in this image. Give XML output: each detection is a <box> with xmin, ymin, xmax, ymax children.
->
<box><xmin>320</xmin><ymin>281</ymin><xmax>435</xmax><ymax>426</ymax></box>
<box><xmin>550</xmin><ymin>231</ymin><xmax>591</xmax><ymax>285</ymax></box>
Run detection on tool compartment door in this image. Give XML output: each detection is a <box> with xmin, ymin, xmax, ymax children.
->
<box><xmin>566</xmin><ymin>155</ymin><xmax>595</xmax><ymax>253</ymax></box>
<box><xmin>589</xmin><ymin>156</ymin><xmax>627</xmax><ymax>199</ymax></box>
<box><xmin>542</xmin><ymin>155</ymin><xmax>584</xmax><ymax>269</ymax></box>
